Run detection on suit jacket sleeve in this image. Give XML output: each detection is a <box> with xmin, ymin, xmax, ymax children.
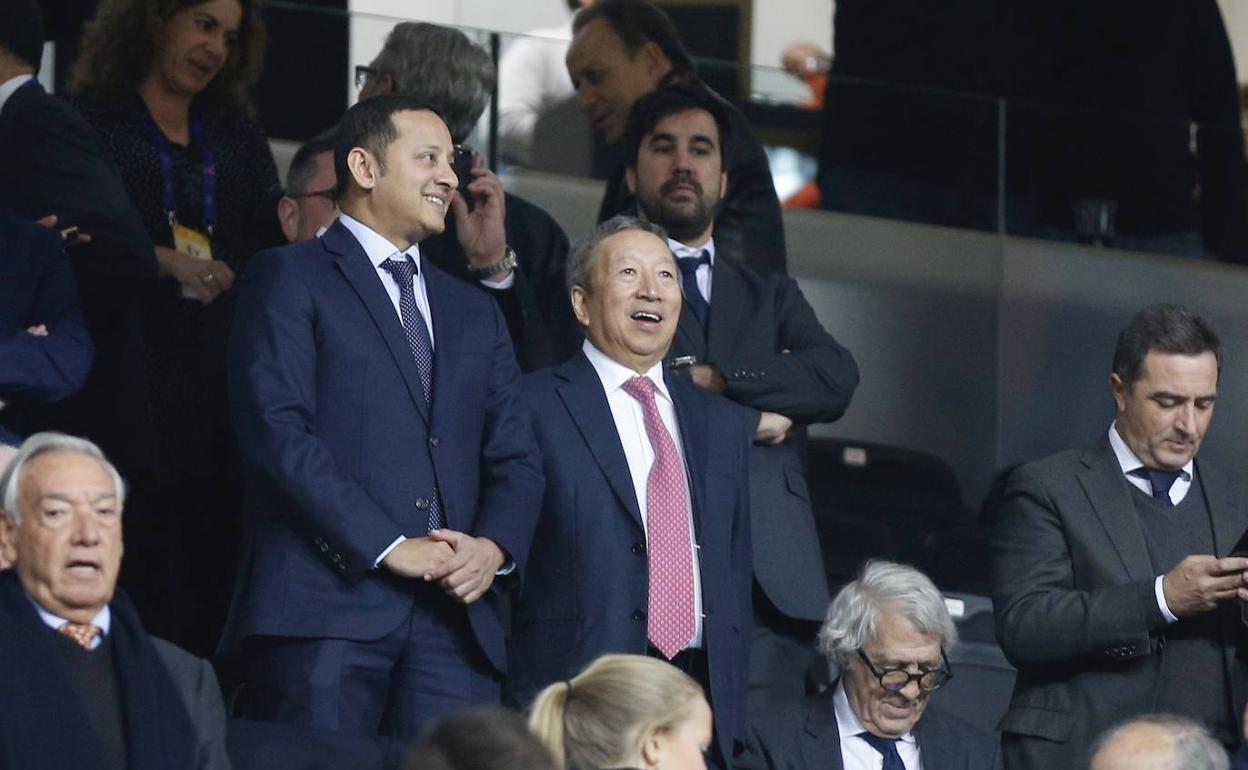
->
<box><xmin>227</xmin><ymin>250</ymin><xmax>402</xmax><ymax>583</ymax></box>
<box><xmin>153</xmin><ymin>638</ymin><xmax>231</xmax><ymax>770</ymax></box>
<box><xmin>990</xmin><ymin>462</ymin><xmax>1165</xmax><ymax>667</ymax></box>
<box><xmin>465</xmin><ymin>299</ymin><xmax>545</xmax><ymax>579</ymax></box>
<box><xmin>0</xmin><ymin>225</ymin><xmax>94</xmax><ymax>402</ymax></box>
<box><xmin>716</xmin><ymin>277</ymin><xmax>859</xmax><ymax>424</ymax></box>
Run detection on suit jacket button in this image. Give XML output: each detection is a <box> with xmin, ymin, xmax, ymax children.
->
<box><xmin>415</xmin><ymin>498</ymin><xmax>431</xmax><ymax>510</ymax></box>
<box><xmin>632</xmin><ymin>609</ymin><xmax>646</xmax><ymax>621</ymax></box>
<box><xmin>631</xmin><ymin>542</ymin><xmax>645</xmax><ymax>555</ymax></box>
<box><xmin>319</xmin><ymin>541</ymin><xmax>329</xmax><ymax>553</ymax></box>
<box><xmin>429</xmin><ymin>436</ymin><xmax>440</xmax><ymax>447</ymax></box>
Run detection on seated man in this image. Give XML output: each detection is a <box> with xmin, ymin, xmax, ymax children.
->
<box><xmin>508</xmin><ymin>216</ymin><xmax>753</xmax><ymax>769</ymax></box>
<box><xmin>747</xmin><ymin>560</ymin><xmax>1002</xmax><ymax>770</ymax></box>
<box><xmin>1091</xmin><ymin>714</ymin><xmax>1229</xmax><ymax>770</ymax></box>
<box><xmin>0</xmin><ymin>432</ymin><xmax>230</xmax><ymax>769</ymax></box>
<box><xmin>358</xmin><ymin>22</ymin><xmax>580</xmax><ymax>371</ymax></box>
<box><xmin>276</xmin><ymin>128</ymin><xmax>339</xmax><ymax>243</ymax></box>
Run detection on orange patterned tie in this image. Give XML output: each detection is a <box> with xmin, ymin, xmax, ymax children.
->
<box><xmin>59</xmin><ymin>621</ymin><xmax>101</xmax><ymax>650</ymax></box>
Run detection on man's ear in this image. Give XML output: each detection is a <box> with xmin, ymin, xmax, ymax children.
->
<box><xmin>276</xmin><ymin>196</ymin><xmax>300</xmax><ymax>243</ymax></box>
<box><xmin>0</xmin><ymin>513</ymin><xmax>18</xmax><ymax>571</ymax></box>
<box><xmin>625</xmin><ymin>166</ymin><xmax>637</xmax><ymax>195</ymax></box>
<box><xmin>718</xmin><ymin>170</ymin><xmax>728</xmax><ymax>201</ymax></box>
<box><xmin>571</xmin><ymin>285</ymin><xmax>591</xmax><ymax>328</ymax></box>
<box><xmin>1110</xmin><ymin>372</ymin><xmax>1128</xmax><ymax>414</ymax></box>
<box><xmin>347</xmin><ymin>148</ymin><xmax>379</xmax><ymax>191</ymax></box>
<box><xmin>640</xmin><ymin>41</ymin><xmax>672</xmax><ymax>85</ymax></box>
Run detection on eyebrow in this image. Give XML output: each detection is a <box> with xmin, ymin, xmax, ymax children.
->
<box><xmin>42</xmin><ymin>492</ymin><xmax>117</xmax><ymax>504</ymax></box>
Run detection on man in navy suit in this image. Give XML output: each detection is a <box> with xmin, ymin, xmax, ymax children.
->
<box><xmin>623</xmin><ymin>82</ymin><xmax>859</xmax><ymax>704</ymax></box>
<box><xmin>508</xmin><ymin>216</ymin><xmax>753</xmax><ymax>768</ymax></box>
<box><xmin>0</xmin><ymin>209</ymin><xmax>94</xmax><ymax>448</ymax></box>
<box><xmin>224</xmin><ymin>95</ymin><xmax>544</xmax><ymax>745</ymax></box>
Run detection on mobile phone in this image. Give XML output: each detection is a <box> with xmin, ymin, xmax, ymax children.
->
<box><xmin>452</xmin><ymin>145</ymin><xmax>476</xmax><ymax>211</ymax></box>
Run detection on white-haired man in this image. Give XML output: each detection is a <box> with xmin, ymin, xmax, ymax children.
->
<box><xmin>1091</xmin><ymin>714</ymin><xmax>1229</xmax><ymax>770</ymax></box>
<box><xmin>0</xmin><ymin>432</ymin><xmax>230</xmax><ymax>770</ymax></box>
<box><xmin>746</xmin><ymin>560</ymin><xmax>1001</xmax><ymax>770</ymax></box>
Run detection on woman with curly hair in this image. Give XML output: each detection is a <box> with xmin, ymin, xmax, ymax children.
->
<box><xmin>529</xmin><ymin>655</ymin><xmax>713</xmax><ymax>770</ymax></box>
<box><xmin>67</xmin><ymin>0</ymin><xmax>284</xmax><ymax>654</ymax></box>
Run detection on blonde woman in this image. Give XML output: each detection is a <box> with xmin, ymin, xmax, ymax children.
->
<box><xmin>529</xmin><ymin>655</ymin><xmax>712</xmax><ymax>770</ymax></box>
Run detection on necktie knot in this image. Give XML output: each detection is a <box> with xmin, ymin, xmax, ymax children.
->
<box><xmin>381</xmin><ymin>256</ymin><xmax>416</xmax><ymax>284</ymax></box>
<box><xmin>622</xmin><ymin>375</ymin><xmax>657</xmax><ymax>404</ymax></box>
<box><xmin>1130</xmin><ymin>467</ymin><xmax>1184</xmax><ymax>504</ymax></box>
<box><xmin>859</xmin><ymin>732</ymin><xmax>904</xmax><ymax>769</ymax></box>
<box><xmin>59</xmin><ymin>621</ymin><xmax>101</xmax><ymax>650</ymax></box>
<box><xmin>677</xmin><ymin>250</ymin><xmax>710</xmax><ymax>278</ymax></box>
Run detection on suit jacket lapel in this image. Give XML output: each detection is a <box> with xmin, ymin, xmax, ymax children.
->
<box><xmin>669</xmin><ymin>373</ymin><xmax>709</xmax><ymax>543</ymax></box>
<box><xmin>673</xmin><ymin>304</ymin><xmax>707</xmax><ymax>361</ymax></box>
<box><xmin>327</xmin><ymin>221</ymin><xmax>430</xmax><ymax>425</ymax></box>
<box><xmin>705</xmin><ymin>257</ymin><xmax>746</xmax><ymax>363</ymax></box>
<box><xmin>422</xmin><ymin>259</ymin><xmax>466</xmax><ymax>423</ymax></box>
<box><xmin>1077</xmin><ymin>437</ymin><xmax>1153</xmax><ymax>582</ymax></box>
<box><xmin>802</xmin><ymin>689</ymin><xmax>845</xmax><ymax>770</ymax></box>
<box><xmin>1197</xmin><ymin>459</ymin><xmax>1243</xmax><ymax>556</ymax></box>
<box><xmin>556</xmin><ymin>354</ymin><xmax>645</xmax><ymax>530</ymax></box>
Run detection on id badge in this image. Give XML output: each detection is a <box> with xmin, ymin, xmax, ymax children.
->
<box><xmin>172</xmin><ymin>223</ymin><xmax>213</xmax><ymax>299</ymax></box>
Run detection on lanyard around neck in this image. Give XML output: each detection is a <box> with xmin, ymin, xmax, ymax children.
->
<box><xmin>142</xmin><ymin>110</ymin><xmax>217</xmax><ymax>236</ymax></box>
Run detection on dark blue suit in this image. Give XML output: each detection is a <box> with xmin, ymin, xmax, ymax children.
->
<box><xmin>223</xmin><ymin>218</ymin><xmax>543</xmax><ymax>737</ymax></box>
<box><xmin>507</xmin><ymin>351</ymin><xmax>753</xmax><ymax>763</ymax></box>
<box><xmin>0</xmin><ymin>209</ymin><xmax>93</xmax><ymax>445</ymax></box>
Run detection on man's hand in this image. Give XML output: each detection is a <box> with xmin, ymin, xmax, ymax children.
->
<box><xmin>428</xmin><ymin>529</ymin><xmax>506</xmax><ymax>604</ymax></box>
<box><xmin>449</xmin><ymin>157</ymin><xmax>510</xmax><ymax>281</ymax></box>
<box><xmin>26</xmin><ymin>325</ymin><xmax>48</xmax><ymax>337</ymax></box>
<box><xmin>381</xmin><ymin>536</ymin><xmax>455</xmax><ymax>580</ymax></box>
<box><xmin>156</xmin><ymin>246</ymin><xmax>235</xmax><ymax>304</ymax></box>
<box><xmin>755</xmin><ymin>411</ymin><xmax>793</xmax><ymax>445</ymax></box>
<box><xmin>689</xmin><ymin>363</ymin><xmax>726</xmax><ymax>393</ymax></box>
<box><xmin>35</xmin><ymin>214</ymin><xmax>92</xmax><ymax>245</ymax></box>
<box><xmin>1162</xmin><ymin>554</ymin><xmax>1248</xmax><ymax>617</ymax></box>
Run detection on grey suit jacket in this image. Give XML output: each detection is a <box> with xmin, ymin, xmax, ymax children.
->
<box><xmin>153</xmin><ymin>639</ymin><xmax>231</xmax><ymax>770</ymax></box>
<box><xmin>743</xmin><ymin>686</ymin><xmax>1002</xmax><ymax>770</ymax></box>
<box><xmin>990</xmin><ymin>437</ymin><xmax>1248</xmax><ymax>770</ymax></box>
<box><xmin>666</xmin><ymin>253</ymin><xmax>859</xmax><ymax>622</ymax></box>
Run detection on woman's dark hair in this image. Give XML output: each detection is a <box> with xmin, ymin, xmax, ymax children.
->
<box><xmin>70</xmin><ymin>0</ymin><xmax>266</xmax><ymax>115</ymax></box>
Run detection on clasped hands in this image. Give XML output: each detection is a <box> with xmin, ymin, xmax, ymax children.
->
<box><xmin>381</xmin><ymin>530</ymin><xmax>505</xmax><ymax>605</ymax></box>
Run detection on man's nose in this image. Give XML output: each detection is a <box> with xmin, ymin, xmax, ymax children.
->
<box><xmin>71</xmin><ymin>508</ymin><xmax>102</xmax><ymax>545</ymax></box>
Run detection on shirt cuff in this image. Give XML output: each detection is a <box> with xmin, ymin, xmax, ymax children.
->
<box><xmin>375</xmin><ymin>535</ymin><xmax>406</xmax><ymax>569</ymax></box>
<box><xmin>480</xmin><ymin>272</ymin><xmax>516</xmax><ymax>290</ymax></box>
<box><xmin>496</xmin><ymin>560</ymin><xmax>516</xmax><ymax>576</ymax></box>
<box><xmin>1155</xmin><ymin>574</ymin><xmax>1179</xmax><ymax>624</ymax></box>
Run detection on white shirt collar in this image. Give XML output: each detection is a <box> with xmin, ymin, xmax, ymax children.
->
<box><xmin>0</xmin><ymin>74</ymin><xmax>34</xmax><ymax>116</ymax></box>
<box><xmin>833</xmin><ymin>680</ymin><xmax>918</xmax><ymax>746</ymax></box>
<box><xmin>667</xmin><ymin>236</ymin><xmax>716</xmax><ymax>265</ymax></box>
<box><xmin>28</xmin><ymin>593</ymin><xmax>112</xmax><ymax>638</ymax></box>
<box><xmin>1108</xmin><ymin>422</ymin><xmax>1194</xmax><ymax>480</ymax></box>
<box><xmin>582</xmin><ymin>340</ymin><xmax>673</xmax><ymax>405</ymax></box>
<box><xmin>337</xmin><ymin>211</ymin><xmax>422</xmax><ymax>271</ymax></box>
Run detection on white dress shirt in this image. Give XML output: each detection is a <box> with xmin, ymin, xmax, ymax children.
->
<box><xmin>583</xmin><ymin>340</ymin><xmax>705</xmax><ymax>648</ymax></box>
<box><xmin>337</xmin><ymin>212</ymin><xmax>435</xmax><ymax>348</ymax></box>
<box><xmin>834</xmin><ymin>681</ymin><xmax>923</xmax><ymax>770</ymax></box>
<box><xmin>1108</xmin><ymin>422</ymin><xmax>1195</xmax><ymax>624</ymax></box>
<box><xmin>0</xmin><ymin>73</ymin><xmax>33</xmax><ymax>116</ymax></box>
<box><xmin>668</xmin><ymin>236</ymin><xmax>716</xmax><ymax>304</ymax></box>
<box><xmin>31</xmin><ymin>596</ymin><xmax>111</xmax><ymax>651</ymax></box>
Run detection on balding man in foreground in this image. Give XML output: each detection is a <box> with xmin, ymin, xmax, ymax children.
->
<box><xmin>1091</xmin><ymin>715</ymin><xmax>1228</xmax><ymax>770</ymax></box>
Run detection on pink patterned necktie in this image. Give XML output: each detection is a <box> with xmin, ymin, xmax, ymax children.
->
<box><xmin>621</xmin><ymin>375</ymin><xmax>696</xmax><ymax>659</ymax></box>
<box><xmin>59</xmin><ymin>621</ymin><xmax>100</xmax><ymax>650</ymax></box>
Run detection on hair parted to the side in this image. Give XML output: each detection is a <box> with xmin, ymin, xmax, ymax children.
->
<box><xmin>1111</xmin><ymin>304</ymin><xmax>1222</xmax><ymax>390</ymax></box>
<box><xmin>528</xmin><ymin>654</ymin><xmax>704</xmax><ymax>770</ymax></box>
<box><xmin>572</xmin><ymin>0</ymin><xmax>695</xmax><ymax>79</ymax></box>
<box><xmin>332</xmin><ymin>95</ymin><xmax>445</xmax><ymax>198</ymax></box>
<box><xmin>818</xmin><ymin>560</ymin><xmax>957</xmax><ymax>671</ymax></box>
<box><xmin>403</xmin><ymin>706</ymin><xmax>557</xmax><ymax>770</ymax></box>
<box><xmin>0</xmin><ymin>433</ymin><xmax>127</xmax><ymax>524</ymax></box>
<box><xmin>70</xmin><ymin>0</ymin><xmax>266</xmax><ymax>116</ymax></box>
<box><xmin>285</xmin><ymin>126</ymin><xmax>340</xmax><ymax>196</ymax></box>
<box><xmin>565</xmin><ymin>215</ymin><xmax>668</xmax><ymax>294</ymax></box>
<box><xmin>368</xmin><ymin>22</ymin><xmax>495</xmax><ymax>144</ymax></box>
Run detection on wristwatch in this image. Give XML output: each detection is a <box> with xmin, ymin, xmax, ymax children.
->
<box><xmin>467</xmin><ymin>246</ymin><xmax>518</xmax><ymax>279</ymax></box>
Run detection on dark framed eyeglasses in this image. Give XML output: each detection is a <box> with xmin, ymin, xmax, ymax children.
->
<box><xmin>287</xmin><ymin>187</ymin><xmax>337</xmax><ymax>202</ymax></box>
<box><xmin>354</xmin><ymin>65</ymin><xmax>383</xmax><ymax>90</ymax></box>
<box><xmin>857</xmin><ymin>649</ymin><xmax>953</xmax><ymax>693</ymax></box>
